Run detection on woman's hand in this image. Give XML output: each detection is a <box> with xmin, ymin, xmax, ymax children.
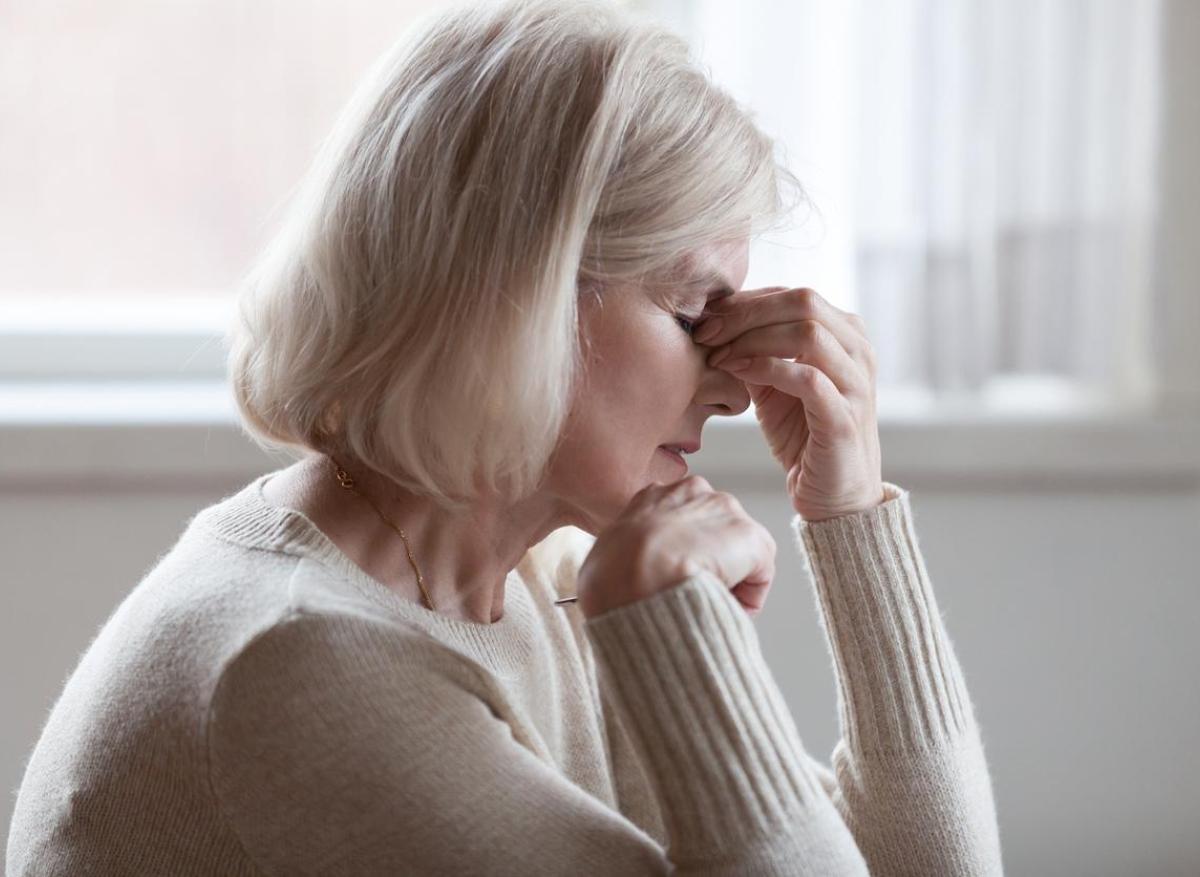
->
<box><xmin>577</xmin><ymin>475</ymin><xmax>777</xmax><ymax>619</ymax></box>
<box><xmin>692</xmin><ymin>287</ymin><xmax>885</xmax><ymax>522</ymax></box>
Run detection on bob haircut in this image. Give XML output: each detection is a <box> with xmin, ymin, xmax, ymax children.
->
<box><xmin>227</xmin><ymin>0</ymin><xmax>803</xmax><ymax>512</ymax></box>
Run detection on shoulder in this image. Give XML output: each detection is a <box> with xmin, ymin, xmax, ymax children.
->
<box><xmin>204</xmin><ymin>608</ymin><xmax>499</xmax><ymax>773</ymax></box>
<box><xmin>208</xmin><ymin>608</ymin><xmax>487</xmax><ymax>714</ymax></box>
<box><xmin>201</xmin><ymin>610</ymin><xmax>521</xmax><ymax>865</ymax></box>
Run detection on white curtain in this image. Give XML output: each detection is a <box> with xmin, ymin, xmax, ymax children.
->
<box><xmin>634</xmin><ymin>0</ymin><xmax>1162</xmax><ymax>416</ymax></box>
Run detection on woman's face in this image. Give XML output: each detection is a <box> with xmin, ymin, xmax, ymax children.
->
<box><xmin>550</xmin><ymin>237</ymin><xmax>752</xmax><ymax>532</ymax></box>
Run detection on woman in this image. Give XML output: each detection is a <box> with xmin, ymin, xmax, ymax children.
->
<box><xmin>7</xmin><ymin>0</ymin><xmax>1003</xmax><ymax>873</ymax></box>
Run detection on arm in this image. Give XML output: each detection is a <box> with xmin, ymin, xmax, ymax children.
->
<box><xmin>791</xmin><ymin>482</ymin><xmax>1005</xmax><ymax>876</ymax></box>
<box><xmin>584</xmin><ymin>572</ymin><xmax>870</xmax><ymax>875</ymax></box>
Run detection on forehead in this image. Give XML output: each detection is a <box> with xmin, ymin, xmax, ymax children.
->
<box><xmin>663</xmin><ymin>239</ymin><xmax>748</xmax><ymax>298</ymax></box>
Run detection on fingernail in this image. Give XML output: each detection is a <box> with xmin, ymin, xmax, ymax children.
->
<box><xmin>722</xmin><ymin>356</ymin><xmax>753</xmax><ymax>371</ymax></box>
<box><xmin>708</xmin><ymin>345</ymin><xmax>732</xmax><ymax>367</ymax></box>
<box><xmin>693</xmin><ymin>317</ymin><xmax>723</xmax><ymax>343</ymax></box>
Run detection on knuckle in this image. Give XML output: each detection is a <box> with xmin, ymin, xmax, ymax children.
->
<box><xmin>799</xmin><ymin>364</ymin><xmax>822</xmax><ymax>386</ymax></box>
<box><xmin>714</xmin><ymin>491</ymin><xmax>741</xmax><ymax>513</ymax></box>
<box><xmin>857</xmin><ymin>343</ymin><xmax>878</xmax><ymax>372</ymax></box>
<box><xmin>851</xmin><ymin>373</ymin><xmax>874</xmax><ymax>398</ymax></box>
<box><xmin>790</xmin><ymin>287</ymin><xmax>820</xmax><ymax>316</ymax></box>
<box><xmin>864</xmin><ymin>348</ymin><xmax>879</xmax><ymax>375</ymax></box>
<box><xmin>758</xmin><ymin>523</ymin><xmax>777</xmax><ymax>552</ymax></box>
<box><xmin>641</xmin><ymin>479</ymin><xmax>666</xmax><ymax>493</ymax></box>
<box><xmin>668</xmin><ymin>475</ymin><xmax>711</xmax><ymax>501</ymax></box>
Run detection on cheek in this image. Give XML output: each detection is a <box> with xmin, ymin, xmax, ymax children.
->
<box><xmin>643</xmin><ymin>337</ymin><xmax>699</xmax><ymax>403</ymax></box>
<box><xmin>569</xmin><ymin>314</ymin><xmax>697</xmax><ymax>444</ymax></box>
<box><xmin>557</xmin><ymin>363</ymin><xmax>680</xmax><ymax>466</ymax></box>
<box><xmin>545</xmin><ymin>418</ymin><xmax>655</xmax><ymax>521</ymax></box>
<box><xmin>601</xmin><ymin>338</ymin><xmax>691</xmax><ymax>417</ymax></box>
<box><xmin>547</xmin><ymin>333</ymin><xmax>698</xmax><ymax>516</ymax></box>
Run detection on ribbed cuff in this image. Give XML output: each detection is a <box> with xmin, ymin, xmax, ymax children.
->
<box><xmin>792</xmin><ymin>482</ymin><xmax>980</xmax><ymax>755</ymax></box>
<box><xmin>583</xmin><ymin>573</ymin><xmax>830</xmax><ymax>857</ymax></box>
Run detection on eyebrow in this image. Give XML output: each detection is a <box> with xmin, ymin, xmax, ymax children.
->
<box><xmin>683</xmin><ymin>269</ymin><xmax>737</xmax><ymax>301</ymax></box>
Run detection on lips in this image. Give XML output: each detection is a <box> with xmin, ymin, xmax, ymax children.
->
<box><xmin>657</xmin><ymin>446</ymin><xmax>689</xmax><ymax>470</ymax></box>
<box><xmin>659</xmin><ymin>439</ymin><xmax>702</xmax><ymax>455</ymax></box>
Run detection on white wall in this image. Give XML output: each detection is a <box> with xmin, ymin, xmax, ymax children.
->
<box><xmin>3</xmin><ymin>425</ymin><xmax>1198</xmax><ymax>876</ymax></box>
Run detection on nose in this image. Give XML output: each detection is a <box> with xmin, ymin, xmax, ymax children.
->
<box><xmin>696</xmin><ymin>357</ymin><xmax>752</xmax><ymax>417</ymax></box>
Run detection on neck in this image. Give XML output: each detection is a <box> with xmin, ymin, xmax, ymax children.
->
<box><xmin>276</xmin><ymin>454</ymin><xmax>569</xmax><ymax>625</ymax></box>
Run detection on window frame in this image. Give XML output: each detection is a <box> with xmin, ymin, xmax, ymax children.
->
<box><xmin>1</xmin><ymin>1</ymin><xmax>1196</xmax><ymax>486</ymax></box>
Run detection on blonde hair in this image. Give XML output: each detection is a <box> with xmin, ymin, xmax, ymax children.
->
<box><xmin>227</xmin><ymin>0</ymin><xmax>803</xmax><ymax>512</ymax></box>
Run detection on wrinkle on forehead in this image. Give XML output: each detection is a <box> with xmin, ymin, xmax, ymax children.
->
<box><xmin>585</xmin><ymin>239</ymin><xmax>746</xmax><ymax>314</ymax></box>
<box><xmin>651</xmin><ymin>241</ymin><xmax>745</xmax><ymax>304</ymax></box>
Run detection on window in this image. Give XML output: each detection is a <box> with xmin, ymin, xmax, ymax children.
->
<box><xmin>2</xmin><ymin>0</ymin><xmax>1192</xmax><ymax>438</ymax></box>
<box><xmin>0</xmin><ymin>0</ymin><xmax>463</xmax><ymax>389</ymax></box>
<box><xmin>634</xmin><ymin>0</ymin><xmax>1166</xmax><ymax>419</ymax></box>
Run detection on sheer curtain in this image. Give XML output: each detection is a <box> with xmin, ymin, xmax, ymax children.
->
<box><xmin>634</xmin><ymin>0</ymin><xmax>1162</xmax><ymax>417</ymax></box>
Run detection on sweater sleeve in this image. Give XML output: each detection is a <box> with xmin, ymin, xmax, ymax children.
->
<box><xmin>582</xmin><ymin>482</ymin><xmax>1004</xmax><ymax>877</ymax></box>
<box><xmin>789</xmin><ymin>481</ymin><xmax>1005</xmax><ymax>875</ymax></box>
<box><xmin>583</xmin><ymin>572</ymin><xmax>871</xmax><ymax>875</ymax></box>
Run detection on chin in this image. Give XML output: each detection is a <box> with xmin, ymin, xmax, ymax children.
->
<box><xmin>560</xmin><ymin>452</ymin><xmax>683</xmax><ymax>532</ymax></box>
<box><xmin>568</xmin><ymin>477</ymin><xmax>643</xmax><ymax>535</ymax></box>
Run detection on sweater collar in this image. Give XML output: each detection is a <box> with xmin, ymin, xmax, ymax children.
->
<box><xmin>191</xmin><ymin>470</ymin><xmax>542</xmax><ymax>652</ymax></box>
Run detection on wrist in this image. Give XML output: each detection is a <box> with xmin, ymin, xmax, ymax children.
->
<box><xmin>791</xmin><ymin>484</ymin><xmax>889</xmax><ymax>522</ymax></box>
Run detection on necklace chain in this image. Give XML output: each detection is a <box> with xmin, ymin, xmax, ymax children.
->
<box><xmin>328</xmin><ymin>455</ymin><xmax>436</xmax><ymax>612</ymax></box>
<box><xmin>326</xmin><ymin>455</ymin><xmax>579</xmax><ymax>610</ymax></box>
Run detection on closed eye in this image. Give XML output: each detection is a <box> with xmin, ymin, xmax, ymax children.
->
<box><xmin>675</xmin><ymin>313</ymin><xmax>701</xmax><ymax>337</ymax></box>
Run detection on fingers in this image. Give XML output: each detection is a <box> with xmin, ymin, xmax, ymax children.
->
<box><xmin>721</xmin><ymin>357</ymin><xmax>857</xmax><ymax>440</ymax></box>
<box><xmin>668</xmin><ymin>486</ymin><xmax>776</xmax><ymax>594</ymax></box>
<box><xmin>628</xmin><ymin>474</ymin><xmax>714</xmax><ymax>519</ymax></box>
<box><xmin>706</xmin><ymin>320</ymin><xmax>871</xmax><ymax>398</ymax></box>
<box><xmin>695</xmin><ymin>287</ymin><xmax>875</xmax><ymax>381</ymax></box>
<box><xmin>698</xmin><ymin>287</ymin><xmax>864</xmax><ymax>347</ymax></box>
<box><xmin>709</xmin><ymin>493</ymin><xmax>777</xmax><ymax>590</ymax></box>
<box><xmin>745</xmin><ymin>518</ymin><xmax>777</xmax><ymax>589</ymax></box>
<box><xmin>730</xmin><ymin>578</ymin><xmax>771</xmax><ymax>616</ymax></box>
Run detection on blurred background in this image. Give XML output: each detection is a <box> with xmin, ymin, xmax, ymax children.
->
<box><xmin>2</xmin><ymin>1</ymin><xmax>1196</xmax><ymax>874</ymax></box>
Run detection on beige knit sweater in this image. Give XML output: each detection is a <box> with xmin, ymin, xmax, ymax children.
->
<box><xmin>6</xmin><ymin>472</ymin><xmax>1003</xmax><ymax>875</ymax></box>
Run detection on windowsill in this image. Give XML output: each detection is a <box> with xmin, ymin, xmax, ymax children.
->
<box><xmin>1</xmin><ymin>380</ymin><xmax>1198</xmax><ymax>490</ymax></box>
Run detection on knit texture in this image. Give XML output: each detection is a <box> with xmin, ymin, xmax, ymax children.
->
<box><xmin>6</xmin><ymin>472</ymin><xmax>1003</xmax><ymax>875</ymax></box>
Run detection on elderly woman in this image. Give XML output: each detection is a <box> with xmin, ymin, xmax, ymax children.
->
<box><xmin>7</xmin><ymin>0</ymin><xmax>1003</xmax><ymax>874</ymax></box>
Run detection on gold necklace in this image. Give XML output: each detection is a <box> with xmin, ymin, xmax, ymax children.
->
<box><xmin>328</xmin><ymin>456</ymin><xmax>436</xmax><ymax>612</ymax></box>
<box><xmin>327</xmin><ymin>455</ymin><xmax>580</xmax><ymax>610</ymax></box>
